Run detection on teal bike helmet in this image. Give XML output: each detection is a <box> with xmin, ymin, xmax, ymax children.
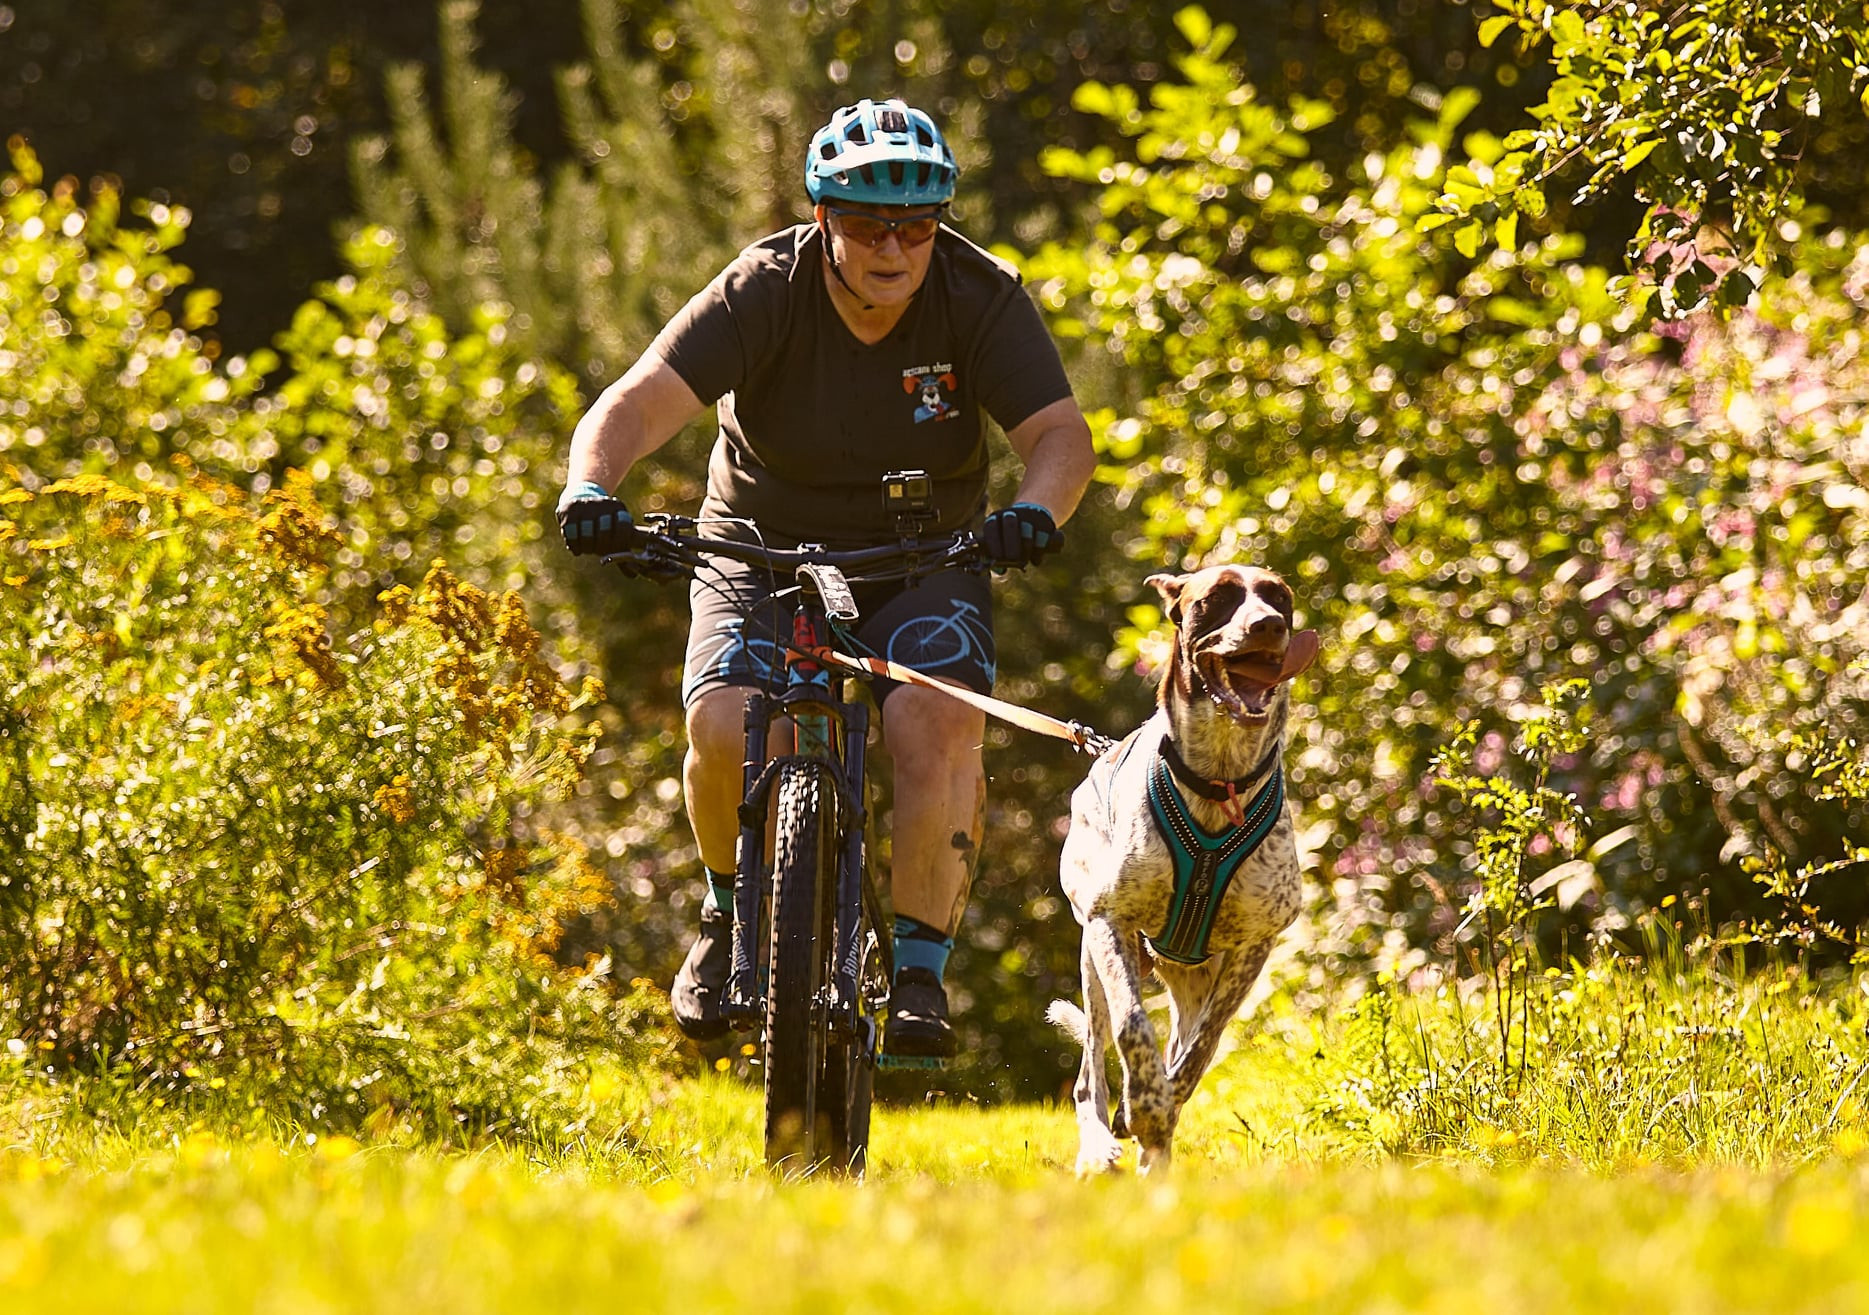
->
<box><xmin>805</xmin><ymin>98</ymin><xmax>957</xmax><ymax>207</ymax></box>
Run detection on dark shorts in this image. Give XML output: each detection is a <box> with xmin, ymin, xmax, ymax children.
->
<box><xmin>681</xmin><ymin>552</ymin><xmax>996</xmax><ymax>709</ymax></box>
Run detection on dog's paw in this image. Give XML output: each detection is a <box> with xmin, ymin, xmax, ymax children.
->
<box><xmin>1137</xmin><ymin>1142</ymin><xmax>1174</xmax><ymax>1178</ymax></box>
<box><xmin>1046</xmin><ymin>999</ymin><xmax>1087</xmax><ymax>1044</ymax></box>
<box><xmin>1074</xmin><ymin>1127</ymin><xmax>1126</xmax><ymax>1178</ymax></box>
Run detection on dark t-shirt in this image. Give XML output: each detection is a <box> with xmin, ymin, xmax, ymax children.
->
<box><xmin>649</xmin><ymin>223</ymin><xmax>1075</xmax><ymax>544</ymax></box>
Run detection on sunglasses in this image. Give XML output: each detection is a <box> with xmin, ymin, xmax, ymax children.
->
<box><xmin>824</xmin><ymin>205</ymin><xmax>945</xmax><ymax>249</ymax></box>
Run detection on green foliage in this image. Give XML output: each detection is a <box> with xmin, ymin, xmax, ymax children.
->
<box><xmin>0</xmin><ymin>142</ymin><xmax>275</xmax><ymax>480</ymax></box>
<box><xmin>0</xmin><ymin>470</ymin><xmax>663</xmax><ymax>1135</ymax></box>
<box><xmin>1439</xmin><ymin>0</ymin><xmax>1869</xmax><ymax>314</ymax></box>
<box><xmin>2</xmin><ymin>141</ymin><xmax>584</xmax><ymax>619</ymax></box>
<box><xmin>1300</xmin><ymin>923</ymin><xmax>1869</xmax><ymax>1168</ymax></box>
<box><xmin>1739</xmin><ymin>732</ymin><xmax>1869</xmax><ymax>957</ymax></box>
<box><xmin>1431</xmin><ymin>678</ymin><xmax>1589</xmax><ymax>1078</ymax></box>
<box><xmin>259</xmin><ymin>223</ymin><xmax>584</xmax><ymax>614</ymax></box>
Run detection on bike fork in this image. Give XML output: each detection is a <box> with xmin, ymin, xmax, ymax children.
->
<box><xmin>726</xmin><ymin>692</ymin><xmax>771</xmax><ymax>1031</ymax></box>
<box><xmin>831</xmin><ymin>702</ymin><xmax>870</xmax><ymax>1043</ymax></box>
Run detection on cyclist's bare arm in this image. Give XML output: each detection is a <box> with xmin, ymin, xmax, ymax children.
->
<box><xmin>1003</xmin><ymin>396</ymin><xmax>1096</xmax><ymax>524</ymax></box>
<box><xmin>567</xmin><ymin>351</ymin><xmax>710</xmax><ymax>492</ymax></box>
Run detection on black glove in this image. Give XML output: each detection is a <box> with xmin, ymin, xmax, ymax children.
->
<box><xmin>981</xmin><ymin>502</ymin><xmax>1063</xmax><ymax>569</ymax></box>
<box><xmin>556</xmin><ymin>481</ymin><xmax>640</xmax><ymax>557</ymax></box>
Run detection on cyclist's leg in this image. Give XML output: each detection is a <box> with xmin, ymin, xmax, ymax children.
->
<box><xmin>684</xmin><ymin>687</ymin><xmax>755</xmax><ymax>874</ymax></box>
<box><xmin>682</xmin><ymin>555</ymin><xmax>793</xmax><ymax>863</ymax></box>
<box><xmin>880</xmin><ymin>686</ymin><xmax>986</xmax><ymax>935</ymax></box>
<box><xmin>857</xmin><ymin>568</ymin><xmax>995</xmax><ymax>1057</ymax></box>
<box><xmin>671</xmin><ymin>559</ymin><xmax>788</xmax><ymax>1039</ymax></box>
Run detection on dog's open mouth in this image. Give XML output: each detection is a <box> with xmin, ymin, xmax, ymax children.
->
<box><xmin>1196</xmin><ymin>651</ymin><xmax>1285</xmax><ymax>724</ymax></box>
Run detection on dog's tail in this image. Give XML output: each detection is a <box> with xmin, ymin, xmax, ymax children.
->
<box><xmin>1046</xmin><ymin>999</ymin><xmax>1088</xmax><ymax>1045</ymax></box>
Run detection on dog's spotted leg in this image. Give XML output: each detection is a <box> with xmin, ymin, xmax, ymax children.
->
<box><xmin>1165</xmin><ymin>939</ymin><xmax>1272</xmax><ymax>1111</ymax></box>
<box><xmin>1083</xmin><ymin>917</ymin><xmax>1174</xmax><ymax>1173</ymax></box>
<box><xmin>1067</xmin><ymin>931</ymin><xmax>1125</xmax><ymax>1176</ymax></box>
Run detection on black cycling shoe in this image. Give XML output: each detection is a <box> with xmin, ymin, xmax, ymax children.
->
<box><xmin>670</xmin><ymin>904</ymin><xmax>732</xmax><ymax>1042</ymax></box>
<box><xmin>884</xmin><ymin>967</ymin><xmax>958</xmax><ymax>1059</ymax></box>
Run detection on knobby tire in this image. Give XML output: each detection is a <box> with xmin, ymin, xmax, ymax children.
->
<box><xmin>764</xmin><ymin>762</ymin><xmax>842</xmax><ymax>1171</ymax></box>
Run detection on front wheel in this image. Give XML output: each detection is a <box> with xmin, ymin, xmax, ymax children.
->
<box><xmin>764</xmin><ymin>762</ymin><xmax>838</xmax><ymax>1170</ymax></box>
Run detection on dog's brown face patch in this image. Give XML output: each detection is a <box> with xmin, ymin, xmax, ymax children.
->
<box><xmin>1149</xmin><ymin>565</ymin><xmax>1318</xmax><ymax>725</ymax></box>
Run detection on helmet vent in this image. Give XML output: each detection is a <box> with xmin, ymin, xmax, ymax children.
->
<box><xmin>877</xmin><ymin>107</ymin><xmax>908</xmax><ymax>132</ymax></box>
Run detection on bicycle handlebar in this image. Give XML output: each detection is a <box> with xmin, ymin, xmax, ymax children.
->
<box><xmin>601</xmin><ymin>513</ymin><xmax>989</xmax><ymax>583</ymax></box>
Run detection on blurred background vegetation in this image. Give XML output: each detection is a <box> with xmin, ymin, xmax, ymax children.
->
<box><xmin>2</xmin><ymin>0</ymin><xmax>1865</xmax><ymax>1114</ymax></box>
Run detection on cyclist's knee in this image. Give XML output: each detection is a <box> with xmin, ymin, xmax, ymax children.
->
<box><xmin>686</xmin><ymin>686</ymin><xmax>751</xmax><ymax>765</ymax></box>
<box><xmin>883</xmin><ymin>686</ymin><xmax>985</xmax><ymax>763</ymax></box>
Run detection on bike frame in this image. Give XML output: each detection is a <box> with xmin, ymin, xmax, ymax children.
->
<box><xmin>723</xmin><ymin>597</ymin><xmax>878</xmax><ymax>1060</ymax></box>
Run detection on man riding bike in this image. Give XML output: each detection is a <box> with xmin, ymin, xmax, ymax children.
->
<box><xmin>557</xmin><ymin>97</ymin><xmax>1096</xmax><ymax>1060</ymax></box>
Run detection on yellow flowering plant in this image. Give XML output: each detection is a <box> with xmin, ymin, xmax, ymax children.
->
<box><xmin>0</xmin><ymin>469</ymin><xmax>644</xmax><ymax>1138</ymax></box>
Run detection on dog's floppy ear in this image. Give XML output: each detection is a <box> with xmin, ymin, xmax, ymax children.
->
<box><xmin>1146</xmin><ymin>573</ymin><xmax>1187</xmax><ymax>625</ymax></box>
<box><xmin>1279</xmin><ymin>628</ymin><xmax>1321</xmax><ymax>681</ymax></box>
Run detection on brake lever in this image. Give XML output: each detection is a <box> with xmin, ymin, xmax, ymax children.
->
<box><xmin>946</xmin><ymin>531</ymin><xmax>988</xmax><ymax>572</ymax></box>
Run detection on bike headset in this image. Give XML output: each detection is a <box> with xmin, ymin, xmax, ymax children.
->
<box><xmin>804</xmin><ymin>98</ymin><xmax>958</xmax><ymax>311</ymax></box>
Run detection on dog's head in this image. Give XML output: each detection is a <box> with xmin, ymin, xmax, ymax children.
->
<box><xmin>1148</xmin><ymin>565</ymin><xmax>1319</xmax><ymax>726</ymax></box>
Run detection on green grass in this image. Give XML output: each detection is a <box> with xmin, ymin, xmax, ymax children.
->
<box><xmin>11</xmin><ymin>956</ymin><xmax>1869</xmax><ymax>1314</ymax></box>
<box><xmin>5</xmin><ymin>1105</ymin><xmax>1869</xmax><ymax>1314</ymax></box>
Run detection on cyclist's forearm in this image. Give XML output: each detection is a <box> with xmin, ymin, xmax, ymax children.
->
<box><xmin>567</xmin><ymin>391</ymin><xmax>646</xmax><ymax>493</ymax></box>
<box><xmin>1005</xmin><ymin>403</ymin><xmax>1097</xmax><ymax>524</ymax></box>
<box><xmin>566</xmin><ymin>351</ymin><xmax>708</xmax><ymax>493</ymax></box>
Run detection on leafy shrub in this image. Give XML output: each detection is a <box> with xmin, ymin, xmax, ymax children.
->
<box><xmin>0</xmin><ymin>468</ymin><xmax>672</xmax><ymax>1137</ymax></box>
<box><xmin>0</xmin><ymin>141</ymin><xmax>273</xmax><ymax>480</ymax></box>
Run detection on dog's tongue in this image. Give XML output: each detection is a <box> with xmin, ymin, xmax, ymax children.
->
<box><xmin>1199</xmin><ymin>654</ymin><xmax>1281</xmax><ymax>721</ymax></box>
<box><xmin>1228</xmin><ymin>669</ymin><xmax>1275</xmax><ymax>715</ymax></box>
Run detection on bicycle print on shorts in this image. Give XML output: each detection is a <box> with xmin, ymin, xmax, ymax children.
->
<box><xmin>883</xmin><ymin>598</ymin><xmax>995</xmax><ymax>685</ymax></box>
<box><xmin>681</xmin><ymin>615</ymin><xmax>785</xmax><ymax>704</ymax></box>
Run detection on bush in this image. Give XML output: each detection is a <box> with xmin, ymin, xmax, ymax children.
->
<box><xmin>0</xmin><ymin>468</ymin><xmax>671</xmax><ymax>1137</ymax></box>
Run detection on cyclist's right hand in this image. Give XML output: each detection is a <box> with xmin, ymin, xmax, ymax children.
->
<box><xmin>556</xmin><ymin>481</ymin><xmax>640</xmax><ymax>557</ymax></box>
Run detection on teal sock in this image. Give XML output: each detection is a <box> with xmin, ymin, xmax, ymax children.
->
<box><xmin>702</xmin><ymin>867</ymin><xmax>735</xmax><ymax>915</ymax></box>
<box><xmin>892</xmin><ymin>915</ymin><xmax>953</xmax><ymax>981</ymax></box>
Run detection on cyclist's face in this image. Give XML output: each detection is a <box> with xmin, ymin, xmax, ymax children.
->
<box><xmin>817</xmin><ymin>202</ymin><xmax>940</xmax><ymax>310</ymax></box>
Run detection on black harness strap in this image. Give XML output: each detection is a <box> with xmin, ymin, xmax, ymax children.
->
<box><xmin>1158</xmin><ymin>733</ymin><xmax>1281</xmax><ymax>825</ymax></box>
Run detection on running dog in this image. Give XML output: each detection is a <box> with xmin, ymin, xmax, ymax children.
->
<box><xmin>1049</xmin><ymin>565</ymin><xmax>1318</xmax><ymax>1176</ymax></box>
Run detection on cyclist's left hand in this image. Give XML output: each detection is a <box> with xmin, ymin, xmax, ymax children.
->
<box><xmin>982</xmin><ymin>502</ymin><xmax>1063</xmax><ymax>569</ymax></box>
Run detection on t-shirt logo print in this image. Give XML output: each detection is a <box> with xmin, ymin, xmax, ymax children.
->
<box><xmin>903</xmin><ymin>365</ymin><xmax>959</xmax><ymax>424</ymax></box>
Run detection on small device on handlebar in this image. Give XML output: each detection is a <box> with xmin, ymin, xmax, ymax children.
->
<box><xmin>797</xmin><ymin>562</ymin><xmax>859</xmax><ymax>623</ymax></box>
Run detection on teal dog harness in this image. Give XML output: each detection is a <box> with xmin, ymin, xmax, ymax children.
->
<box><xmin>1143</xmin><ymin>734</ymin><xmax>1285</xmax><ymax>965</ymax></box>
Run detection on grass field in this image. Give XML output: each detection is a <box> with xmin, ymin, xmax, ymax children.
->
<box><xmin>9</xmin><ymin>962</ymin><xmax>1869</xmax><ymax>1315</ymax></box>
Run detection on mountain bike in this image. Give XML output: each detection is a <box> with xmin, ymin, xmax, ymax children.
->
<box><xmin>608</xmin><ymin>474</ymin><xmax>985</xmax><ymax>1175</ymax></box>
